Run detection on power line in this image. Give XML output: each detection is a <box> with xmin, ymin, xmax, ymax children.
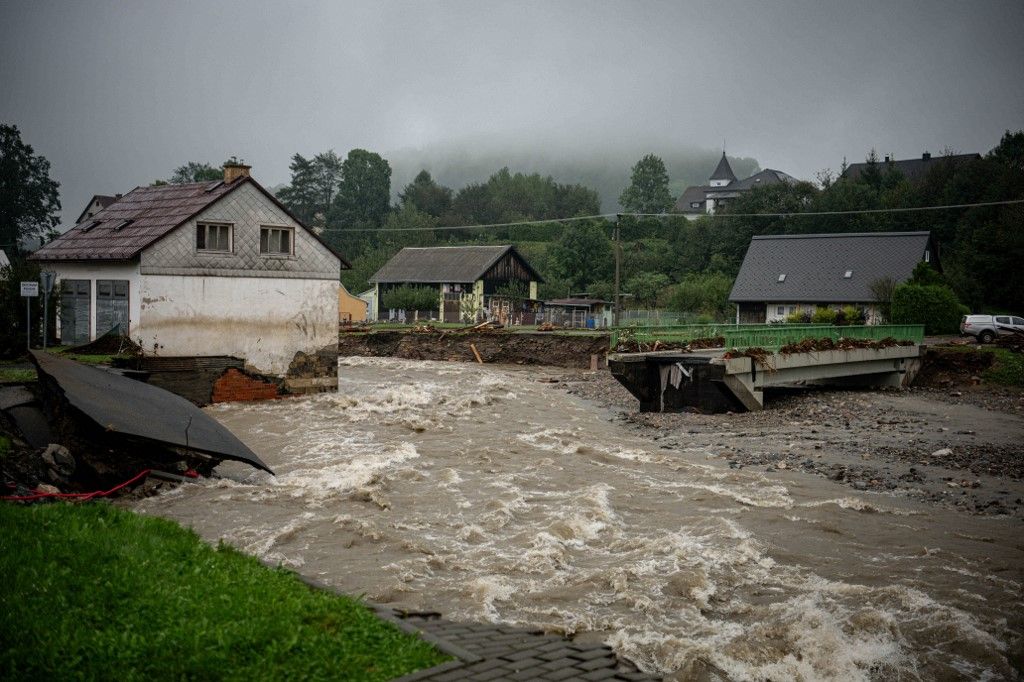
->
<box><xmin>626</xmin><ymin>197</ymin><xmax>1024</xmax><ymax>219</ymax></box>
<box><xmin>318</xmin><ymin>197</ymin><xmax>1024</xmax><ymax>233</ymax></box>
<box><xmin>321</xmin><ymin>213</ymin><xmax>614</xmax><ymax>233</ymax></box>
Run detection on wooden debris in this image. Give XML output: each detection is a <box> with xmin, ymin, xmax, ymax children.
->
<box><xmin>470</xmin><ymin>343</ymin><xmax>484</xmax><ymax>363</ymax></box>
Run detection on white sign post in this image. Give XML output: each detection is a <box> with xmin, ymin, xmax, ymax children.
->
<box><xmin>21</xmin><ymin>282</ymin><xmax>38</xmax><ymax>350</ymax></box>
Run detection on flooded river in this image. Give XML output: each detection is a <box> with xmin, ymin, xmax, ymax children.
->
<box><xmin>134</xmin><ymin>357</ymin><xmax>1022</xmax><ymax>680</ymax></box>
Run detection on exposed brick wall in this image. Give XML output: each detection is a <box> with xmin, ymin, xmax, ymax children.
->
<box><xmin>211</xmin><ymin>368</ymin><xmax>281</xmax><ymax>403</ymax></box>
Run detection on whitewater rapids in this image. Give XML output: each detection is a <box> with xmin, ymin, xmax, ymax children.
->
<box><xmin>134</xmin><ymin>357</ymin><xmax>1023</xmax><ymax>680</ymax></box>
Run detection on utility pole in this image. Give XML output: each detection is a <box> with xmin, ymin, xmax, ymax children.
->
<box><xmin>613</xmin><ymin>214</ymin><xmax>622</xmax><ymax>327</ymax></box>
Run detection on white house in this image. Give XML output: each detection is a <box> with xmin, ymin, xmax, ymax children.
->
<box><xmin>728</xmin><ymin>231</ymin><xmax>936</xmax><ymax>324</ymax></box>
<box><xmin>30</xmin><ymin>163</ymin><xmax>347</xmax><ymax>376</ymax></box>
<box><xmin>675</xmin><ymin>153</ymin><xmax>798</xmax><ymax>218</ymax></box>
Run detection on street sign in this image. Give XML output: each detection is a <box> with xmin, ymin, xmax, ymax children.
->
<box><xmin>20</xmin><ymin>281</ymin><xmax>39</xmax><ymax>297</ymax></box>
<box><xmin>40</xmin><ymin>271</ymin><xmax>55</xmax><ymax>294</ymax></box>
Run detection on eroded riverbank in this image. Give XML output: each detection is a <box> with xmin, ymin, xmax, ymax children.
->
<box><xmin>134</xmin><ymin>358</ymin><xmax>1023</xmax><ymax>680</ymax></box>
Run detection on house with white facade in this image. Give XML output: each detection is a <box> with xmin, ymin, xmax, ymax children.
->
<box><xmin>728</xmin><ymin>231</ymin><xmax>936</xmax><ymax>324</ymax></box>
<box><xmin>675</xmin><ymin>153</ymin><xmax>797</xmax><ymax>218</ymax></box>
<box><xmin>30</xmin><ymin>163</ymin><xmax>347</xmax><ymax>375</ymax></box>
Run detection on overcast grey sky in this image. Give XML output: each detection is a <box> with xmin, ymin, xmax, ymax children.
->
<box><xmin>2</xmin><ymin>0</ymin><xmax>1022</xmax><ymax>226</ymax></box>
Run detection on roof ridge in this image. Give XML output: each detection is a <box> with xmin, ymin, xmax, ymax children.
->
<box><xmin>752</xmin><ymin>231</ymin><xmax>931</xmax><ymax>240</ymax></box>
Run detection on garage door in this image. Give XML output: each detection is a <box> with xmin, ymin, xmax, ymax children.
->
<box><xmin>59</xmin><ymin>280</ymin><xmax>91</xmax><ymax>345</ymax></box>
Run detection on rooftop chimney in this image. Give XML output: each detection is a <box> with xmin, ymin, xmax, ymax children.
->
<box><xmin>223</xmin><ymin>160</ymin><xmax>251</xmax><ymax>183</ymax></box>
<box><xmin>922</xmin><ymin>151</ymin><xmax>931</xmax><ymax>161</ymax></box>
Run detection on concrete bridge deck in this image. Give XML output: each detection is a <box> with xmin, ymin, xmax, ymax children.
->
<box><xmin>608</xmin><ymin>345</ymin><xmax>923</xmax><ymax>412</ymax></box>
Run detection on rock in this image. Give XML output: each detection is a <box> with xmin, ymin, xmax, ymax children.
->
<box><xmin>36</xmin><ymin>483</ymin><xmax>61</xmax><ymax>494</ymax></box>
<box><xmin>776</xmin><ymin>461</ymin><xmax>788</xmax><ymax>470</ymax></box>
<box><xmin>41</xmin><ymin>444</ymin><xmax>75</xmax><ymax>477</ymax></box>
<box><xmin>931</xmin><ymin>448</ymin><xmax>953</xmax><ymax>457</ymax></box>
<box><xmin>852</xmin><ymin>481</ymin><xmax>868</xmax><ymax>491</ymax></box>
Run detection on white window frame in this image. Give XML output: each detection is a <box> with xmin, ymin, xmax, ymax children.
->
<box><xmin>259</xmin><ymin>225</ymin><xmax>295</xmax><ymax>257</ymax></box>
<box><xmin>196</xmin><ymin>222</ymin><xmax>233</xmax><ymax>253</ymax></box>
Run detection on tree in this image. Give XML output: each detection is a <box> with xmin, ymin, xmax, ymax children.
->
<box><xmin>330</xmin><ymin>149</ymin><xmax>391</xmax><ymax>229</ymax></box>
<box><xmin>277</xmin><ymin>151</ymin><xmax>344</xmax><ymax>229</ymax></box>
<box><xmin>399</xmin><ymin>170</ymin><xmax>452</xmax><ymax>218</ymax></box>
<box><xmin>0</xmin><ymin>124</ymin><xmax>61</xmax><ymax>254</ymax></box>
<box><xmin>549</xmin><ymin>220</ymin><xmax>613</xmax><ymax>292</ymax></box>
<box><xmin>625</xmin><ymin>272</ymin><xmax>670</xmax><ymax>309</ymax></box>
<box><xmin>619</xmin><ymin>154</ymin><xmax>673</xmax><ymax>214</ymax></box>
<box><xmin>169</xmin><ymin>161</ymin><xmax>223</xmax><ymax>184</ymax></box>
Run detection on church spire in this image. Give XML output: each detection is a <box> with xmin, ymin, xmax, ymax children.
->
<box><xmin>709</xmin><ymin>151</ymin><xmax>737</xmax><ymax>184</ymax></box>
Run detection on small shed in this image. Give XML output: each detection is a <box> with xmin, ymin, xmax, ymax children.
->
<box><xmin>544</xmin><ymin>298</ymin><xmax>612</xmax><ymax>328</ymax></box>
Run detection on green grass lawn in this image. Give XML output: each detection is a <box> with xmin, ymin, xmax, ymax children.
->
<box><xmin>0</xmin><ymin>367</ymin><xmax>35</xmax><ymax>383</ymax></box>
<box><xmin>983</xmin><ymin>347</ymin><xmax>1024</xmax><ymax>387</ymax></box>
<box><xmin>0</xmin><ymin>503</ymin><xmax>448</xmax><ymax>681</ymax></box>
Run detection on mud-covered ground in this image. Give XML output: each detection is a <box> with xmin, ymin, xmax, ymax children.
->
<box><xmin>558</xmin><ymin>369</ymin><xmax>1024</xmax><ymax>518</ymax></box>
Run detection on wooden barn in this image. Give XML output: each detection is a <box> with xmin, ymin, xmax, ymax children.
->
<box><xmin>369</xmin><ymin>245</ymin><xmax>544</xmax><ymax>323</ymax></box>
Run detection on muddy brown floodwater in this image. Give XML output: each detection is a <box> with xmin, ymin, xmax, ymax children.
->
<box><xmin>134</xmin><ymin>358</ymin><xmax>1023</xmax><ymax>681</ymax></box>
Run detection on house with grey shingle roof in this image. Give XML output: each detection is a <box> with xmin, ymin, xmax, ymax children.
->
<box><xmin>728</xmin><ymin>231</ymin><xmax>936</xmax><ymax>324</ymax></box>
<box><xmin>675</xmin><ymin>152</ymin><xmax>798</xmax><ymax>218</ymax></box>
<box><xmin>843</xmin><ymin>151</ymin><xmax>980</xmax><ymax>184</ymax></box>
<box><xmin>30</xmin><ymin>163</ymin><xmax>347</xmax><ymax>375</ymax></box>
<box><xmin>369</xmin><ymin>245</ymin><xmax>544</xmax><ymax>323</ymax></box>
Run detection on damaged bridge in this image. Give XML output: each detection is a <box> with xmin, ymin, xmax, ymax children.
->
<box><xmin>609</xmin><ymin>344</ymin><xmax>924</xmax><ymax>413</ymax></box>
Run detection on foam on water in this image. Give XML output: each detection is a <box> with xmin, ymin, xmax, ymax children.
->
<box><xmin>136</xmin><ymin>358</ymin><xmax>1023</xmax><ymax>681</ymax></box>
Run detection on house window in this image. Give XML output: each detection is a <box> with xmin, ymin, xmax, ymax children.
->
<box><xmin>260</xmin><ymin>226</ymin><xmax>293</xmax><ymax>255</ymax></box>
<box><xmin>788</xmin><ymin>306</ymin><xmax>796</xmax><ymax>314</ymax></box>
<box><xmin>844</xmin><ymin>270</ymin><xmax>853</xmax><ymax>278</ymax></box>
<box><xmin>777</xmin><ymin>306</ymin><xmax>785</xmax><ymax>316</ymax></box>
<box><xmin>690</xmin><ymin>202</ymin><xmax>701</xmax><ymax>209</ymax></box>
<box><xmin>777</xmin><ymin>274</ymin><xmax>786</xmax><ymax>282</ymax></box>
<box><xmin>196</xmin><ymin>222</ymin><xmax>232</xmax><ymax>252</ymax></box>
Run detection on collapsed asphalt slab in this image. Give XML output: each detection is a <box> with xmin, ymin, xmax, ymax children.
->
<box><xmin>26</xmin><ymin>351</ymin><xmax>272</xmax><ymax>486</ymax></box>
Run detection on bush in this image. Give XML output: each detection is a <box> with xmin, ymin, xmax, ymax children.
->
<box><xmin>786</xmin><ymin>310</ymin><xmax>812</xmax><ymax>324</ymax></box>
<box><xmin>891</xmin><ymin>283</ymin><xmax>967</xmax><ymax>334</ymax></box>
<box><xmin>811</xmin><ymin>306</ymin><xmax>837</xmax><ymax>324</ymax></box>
<box><xmin>381</xmin><ymin>284</ymin><xmax>439</xmax><ymax>312</ymax></box>
<box><xmin>665</xmin><ymin>272</ymin><xmax>733</xmax><ymax>319</ymax></box>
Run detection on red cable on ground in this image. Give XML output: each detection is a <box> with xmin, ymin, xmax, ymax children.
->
<box><xmin>0</xmin><ymin>469</ymin><xmax>153</xmax><ymax>502</ymax></box>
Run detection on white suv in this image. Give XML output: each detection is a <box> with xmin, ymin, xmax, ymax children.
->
<box><xmin>960</xmin><ymin>314</ymin><xmax>1024</xmax><ymax>343</ymax></box>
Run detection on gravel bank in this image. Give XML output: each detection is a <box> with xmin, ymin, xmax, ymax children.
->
<box><xmin>557</xmin><ymin>370</ymin><xmax>1024</xmax><ymax>518</ymax></box>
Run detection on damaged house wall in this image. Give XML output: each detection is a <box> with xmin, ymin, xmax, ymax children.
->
<box><xmin>137</xmin><ymin>182</ymin><xmax>340</xmax><ymax>375</ymax></box>
<box><xmin>37</xmin><ymin>176</ymin><xmax>344</xmax><ymax>378</ymax></box>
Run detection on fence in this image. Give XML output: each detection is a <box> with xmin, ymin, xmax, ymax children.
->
<box><xmin>610</xmin><ymin>324</ymin><xmax>925</xmax><ymax>349</ymax></box>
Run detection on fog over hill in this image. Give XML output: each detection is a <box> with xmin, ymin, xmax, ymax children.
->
<box><xmin>384</xmin><ymin>138</ymin><xmax>762</xmax><ymax>213</ymax></box>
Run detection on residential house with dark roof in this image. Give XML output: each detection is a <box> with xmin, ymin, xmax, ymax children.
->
<box><xmin>675</xmin><ymin>152</ymin><xmax>798</xmax><ymax>218</ymax></box>
<box><xmin>76</xmin><ymin>194</ymin><xmax>120</xmax><ymax>224</ymax></box>
<box><xmin>728</xmin><ymin>231</ymin><xmax>936</xmax><ymax>324</ymax></box>
<box><xmin>31</xmin><ymin>163</ymin><xmax>346</xmax><ymax>375</ymax></box>
<box><xmin>369</xmin><ymin>245</ymin><xmax>544</xmax><ymax>323</ymax></box>
<box><xmin>842</xmin><ymin>152</ymin><xmax>980</xmax><ymax>183</ymax></box>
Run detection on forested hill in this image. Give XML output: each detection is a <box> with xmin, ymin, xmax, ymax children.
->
<box><xmin>384</xmin><ymin>141</ymin><xmax>761</xmax><ymax>212</ymax></box>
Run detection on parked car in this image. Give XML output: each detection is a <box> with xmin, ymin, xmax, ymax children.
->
<box><xmin>960</xmin><ymin>314</ymin><xmax>1024</xmax><ymax>343</ymax></box>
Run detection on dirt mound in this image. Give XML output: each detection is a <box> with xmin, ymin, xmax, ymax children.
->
<box><xmin>915</xmin><ymin>347</ymin><xmax>995</xmax><ymax>388</ymax></box>
<box><xmin>337</xmin><ymin>331</ymin><xmax>610</xmax><ymax>368</ymax></box>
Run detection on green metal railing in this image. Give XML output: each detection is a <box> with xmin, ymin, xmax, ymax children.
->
<box><xmin>610</xmin><ymin>324</ymin><xmax>925</xmax><ymax>350</ymax></box>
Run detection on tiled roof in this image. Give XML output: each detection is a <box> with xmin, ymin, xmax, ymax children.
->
<box><xmin>729</xmin><ymin>231</ymin><xmax>932</xmax><ymax>303</ymax></box>
<box><xmin>33</xmin><ymin>181</ymin><xmax>240</xmax><ymax>261</ymax></box>
<box><xmin>31</xmin><ymin>177</ymin><xmax>347</xmax><ymax>266</ymax></box>
<box><xmin>674</xmin><ymin>185</ymin><xmax>710</xmax><ymax>213</ymax></box>
<box><xmin>370</xmin><ymin>245</ymin><xmax>542</xmax><ymax>284</ymax></box>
